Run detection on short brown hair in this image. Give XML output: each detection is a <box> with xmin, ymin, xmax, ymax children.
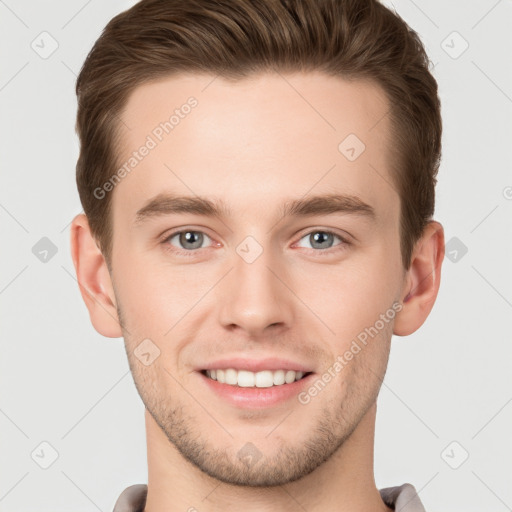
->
<box><xmin>75</xmin><ymin>0</ymin><xmax>442</xmax><ymax>271</ymax></box>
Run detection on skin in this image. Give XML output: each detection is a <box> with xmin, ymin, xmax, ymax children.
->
<box><xmin>70</xmin><ymin>71</ymin><xmax>444</xmax><ymax>512</ymax></box>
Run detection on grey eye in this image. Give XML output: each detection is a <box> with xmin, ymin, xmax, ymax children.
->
<box><xmin>297</xmin><ymin>231</ymin><xmax>341</xmax><ymax>250</ymax></box>
<box><xmin>168</xmin><ymin>231</ymin><xmax>211</xmax><ymax>250</ymax></box>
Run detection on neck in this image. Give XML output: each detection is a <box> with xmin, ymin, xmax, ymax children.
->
<box><xmin>143</xmin><ymin>402</ymin><xmax>392</xmax><ymax>512</ymax></box>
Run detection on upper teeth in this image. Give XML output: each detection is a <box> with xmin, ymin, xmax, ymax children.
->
<box><xmin>206</xmin><ymin>369</ymin><xmax>306</xmax><ymax>388</ymax></box>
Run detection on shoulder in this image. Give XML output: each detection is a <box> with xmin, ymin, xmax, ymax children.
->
<box><xmin>112</xmin><ymin>484</ymin><xmax>148</xmax><ymax>512</ymax></box>
<box><xmin>379</xmin><ymin>483</ymin><xmax>427</xmax><ymax>512</ymax></box>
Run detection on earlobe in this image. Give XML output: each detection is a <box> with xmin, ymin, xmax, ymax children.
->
<box><xmin>393</xmin><ymin>221</ymin><xmax>445</xmax><ymax>337</ymax></box>
<box><xmin>70</xmin><ymin>213</ymin><xmax>123</xmax><ymax>338</ymax></box>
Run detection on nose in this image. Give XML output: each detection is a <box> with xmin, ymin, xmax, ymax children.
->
<box><xmin>217</xmin><ymin>244</ymin><xmax>294</xmax><ymax>338</ymax></box>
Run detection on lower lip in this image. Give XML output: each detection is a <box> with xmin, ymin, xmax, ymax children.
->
<box><xmin>198</xmin><ymin>371</ymin><xmax>315</xmax><ymax>409</ymax></box>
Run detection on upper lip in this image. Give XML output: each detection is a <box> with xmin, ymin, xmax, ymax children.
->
<box><xmin>197</xmin><ymin>357</ymin><xmax>314</xmax><ymax>373</ymax></box>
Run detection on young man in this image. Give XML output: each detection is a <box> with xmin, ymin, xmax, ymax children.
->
<box><xmin>70</xmin><ymin>0</ymin><xmax>444</xmax><ymax>510</ymax></box>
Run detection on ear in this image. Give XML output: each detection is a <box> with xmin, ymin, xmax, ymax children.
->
<box><xmin>70</xmin><ymin>213</ymin><xmax>123</xmax><ymax>338</ymax></box>
<box><xmin>393</xmin><ymin>220</ymin><xmax>445</xmax><ymax>336</ymax></box>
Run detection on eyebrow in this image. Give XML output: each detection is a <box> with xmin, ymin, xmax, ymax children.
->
<box><xmin>134</xmin><ymin>192</ymin><xmax>377</xmax><ymax>225</ymax></box>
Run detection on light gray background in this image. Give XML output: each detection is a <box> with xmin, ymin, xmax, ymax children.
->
<box><xmin>1</xmin><ymin>1</ymin><xmax>511</xmax><ymax>511</ymax></box>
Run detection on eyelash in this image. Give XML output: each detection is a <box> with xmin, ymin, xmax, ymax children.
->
<box><xmin>160</xmin><ymin>228</ymin><xmax>351</xmax><ymax>258</ymax></box>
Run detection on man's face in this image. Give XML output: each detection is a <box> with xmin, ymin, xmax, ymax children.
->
<box><xmin>109</xmin><ymin>72</ymin><xmax>405</xmax><ymax>486</ymax></box>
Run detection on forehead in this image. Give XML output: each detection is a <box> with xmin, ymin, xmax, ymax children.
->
<box><xmin>113</xmin><ymin>71</ymin><xmax>397</xmax><ymax>227</ymax></box>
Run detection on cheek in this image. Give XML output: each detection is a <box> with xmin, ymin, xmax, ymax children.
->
<box><xmin>296</xmin><ymin>263</ymin><xmax>400</xmax><ymax>362</ymax></box>
<box><xmin>114</xmin><ymin>256</ymin><xmax>207</xmax><ymax>326</ymax></box>
<box><xmin>294</xmin><ymin>258</ymin><xmax>397</xmax><ymax>330</ymax></box>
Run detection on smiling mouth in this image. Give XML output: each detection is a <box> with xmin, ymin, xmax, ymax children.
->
<box><xmin>200</xmin><ymin>368</ymin><xmax>313</xmax><ymax>388</ymax></box>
